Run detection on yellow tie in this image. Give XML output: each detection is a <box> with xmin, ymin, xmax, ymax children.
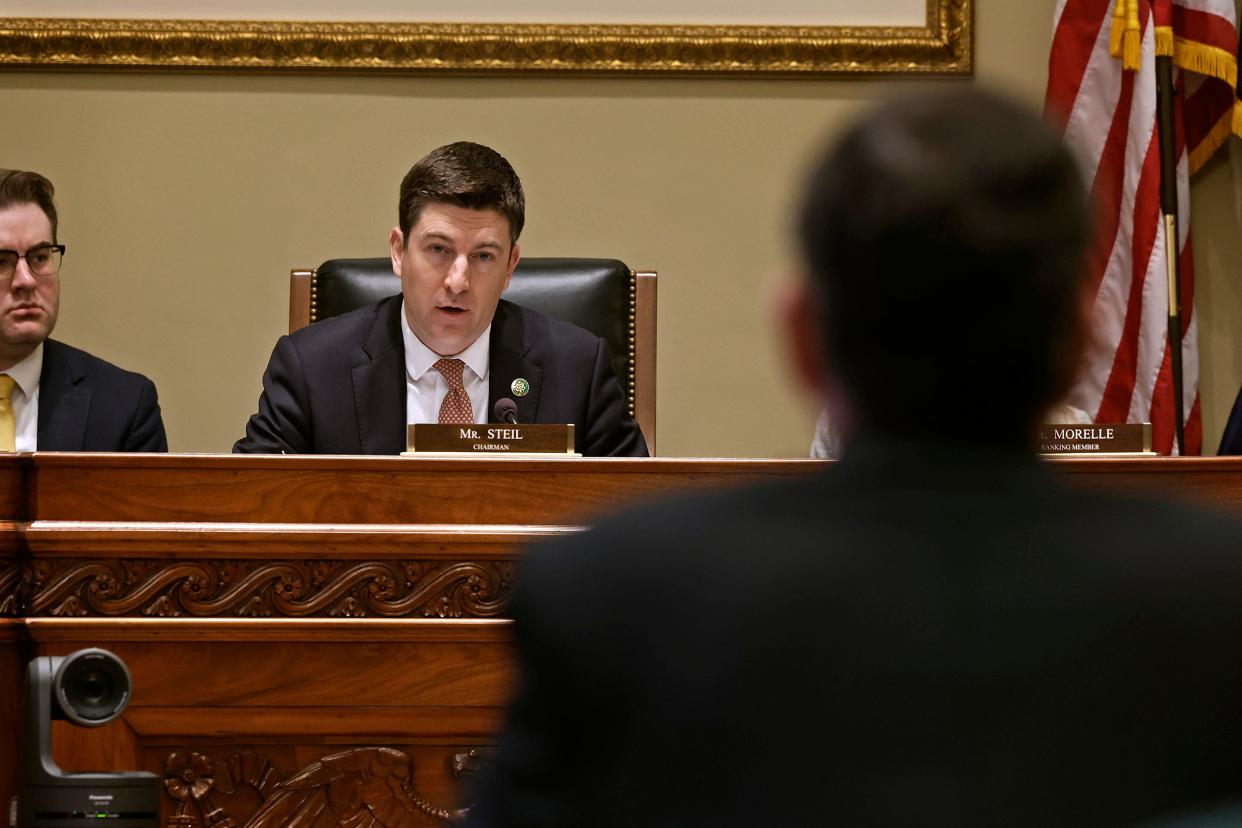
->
<box><xmin>0</xmin><ymin>374</ymin><xmax>15</xmax><ymax>452</ymax></box>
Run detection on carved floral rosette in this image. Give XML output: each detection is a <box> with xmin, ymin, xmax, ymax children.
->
<box><xmin>22</xmin><ymin>558</ymin><xmax>515</xmax><ymax>618</ymax></box>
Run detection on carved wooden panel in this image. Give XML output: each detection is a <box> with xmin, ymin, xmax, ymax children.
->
<box><xmin>156</xmin><ymin>746</ymin><xmax>487</xmax><ymax>827</ymax></box>
<box><xmin>0</xmin><ymin>556</ymin><xmax>21</xmax><ymax>617</ymax></box>
<box><xmin>162</xmin><ymin>750</ymin><xmax>283</xmax><ymax>828</ymax></box>
<box><xmin>25</xmin><ymin>559</ymin><xmax>516</xmax><ymax>618</ymax></box>
<box><xmin>39</xmin><ymin>624</ymin><xmax>511</xmax><ymax>824</ymax></box>
<box><xmin>10</xmin><ymin>451</ymin><xmax>1242</xmax><ymax>823</ymax></box>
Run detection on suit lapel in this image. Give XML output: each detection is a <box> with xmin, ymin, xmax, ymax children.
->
<box><xmin>37</xmin><ymin>340</ymin><xmax>90</xmax><ymax>451</ymax></box>
<box><xmin>353</xmin><ymin>297</ymin><xmax>407</xmax><ymax>454</ymax></box>
<box><xmin>488</xmin><ymin>301</ymin><xmax>542</xmax><ymax>424</ymax></box>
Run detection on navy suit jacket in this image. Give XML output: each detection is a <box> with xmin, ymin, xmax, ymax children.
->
<box><xmin>470</xmin><ymin>439</ymin><xmax>1242</xmax><ymax>827</ymax></box>
<box><xmin>234</xmin><ymin>295</ymin><xmax>647</xmax><ymax>456</ymax></box>
<box><xmin>37</xmin><ymin>339</ymin><xmax>167</xmax><ymax>452</ymax></box>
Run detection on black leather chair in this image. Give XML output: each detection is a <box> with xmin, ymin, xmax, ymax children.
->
<box><xmin>289</xmin><ymin>258</ymin><xmax>657</xmax><ymax>453</ymax></box>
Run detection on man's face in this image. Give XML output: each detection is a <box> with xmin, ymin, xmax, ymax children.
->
<box><xmin>0</xmin><ymin>202</ymin><xmax>59</xmax><ymax>367</ymax></box>
<box><xmin>390</xmin><ymin>203</ymin><xmax>519</xmax><ymax>357</ymax></box>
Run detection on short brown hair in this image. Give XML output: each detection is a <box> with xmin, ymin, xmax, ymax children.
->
<box><xmin>397</xmin><ymin>142</ymin><xmax>525</xmax><ymax>246</ymax></box>
<box><xmin>0</xmin><ymin>170</ymin><xmax>58</xmax><ymax>241</ymax></box>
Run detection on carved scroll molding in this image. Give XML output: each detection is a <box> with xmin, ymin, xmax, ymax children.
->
<box><xmin>25</xmin><ymin>559</ymin><xmax>515</xmax><ymax>619</ymax></box>
<box><xmin>0</xmin><ymin>0</ymin><xmax>971</xmax><ymax>76</ymax></box>
<box><xmin>163</xmin><ymin>748</ymin><xmax>466</xmax><ymax>827</ymax></box>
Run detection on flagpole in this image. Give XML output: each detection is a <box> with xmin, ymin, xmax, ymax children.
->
<box><xmin>1155</xmin><ymin>52</ymin><xmax>1185</xmax><ymax>455</ymax></box>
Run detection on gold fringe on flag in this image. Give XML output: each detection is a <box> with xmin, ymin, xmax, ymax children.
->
<box><xmin>1155</xmin><ymin>26</ymin><xmax>1174</xmax><ymax>57</ymax></box>
<box><xmin>1173</xmin><ymin>38</ymin><xmax>1238</xmax><ymax>87</ymax></box>
<box><xmin>1174</xmin><ymin>34</ymin><xmax>1241</xmax><ymax>170</ymax></box>
<box><xmin>1108</xmin><ymin>0</ymin><xmax>1241</xmax><ymax>171</ymax></box>
<box><xmin>1189</xmin><ymin>108</ymin><xmax>1236</xmax><ymax>174</ymax></box>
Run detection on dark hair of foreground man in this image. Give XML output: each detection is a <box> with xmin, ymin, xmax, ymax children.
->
<box><xmin>465</xmin><ymin>89</ymin><xmax>1242</xmax><ymax>828</ymax></box>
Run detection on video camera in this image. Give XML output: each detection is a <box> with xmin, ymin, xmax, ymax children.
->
<box><xmin>13</xmin><ymin>648</ymin><xmax>159</xmax><ymax>828</ymax></box>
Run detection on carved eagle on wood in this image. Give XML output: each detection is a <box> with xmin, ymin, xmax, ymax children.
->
<box><xmin>243</xmin><ymin>747</ymin><xmax>466</xmax><ymax>827</ymax></box>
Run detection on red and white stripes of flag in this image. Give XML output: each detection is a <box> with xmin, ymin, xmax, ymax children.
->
<box><xmin>1046</xmin><ymin>0</ymin><xmax>1239</xmax><ymax>454</ymax></box>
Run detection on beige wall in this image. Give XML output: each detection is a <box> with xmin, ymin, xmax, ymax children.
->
<box><xmin>1</xmin><ymin>1</ymin><xmax>1239</xmax><ymax>455</ymax></box>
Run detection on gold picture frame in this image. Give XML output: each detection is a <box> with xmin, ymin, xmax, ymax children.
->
<box><xmin>0</xmin><ymin>0</ymin><xmax>970</xmax><ymax>77</ymax></box>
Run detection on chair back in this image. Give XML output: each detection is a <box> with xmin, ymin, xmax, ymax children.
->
<box><xmin>290</xmin><ymin>257</ymin><xmax>657</xmax><ymax>452</ymax></box>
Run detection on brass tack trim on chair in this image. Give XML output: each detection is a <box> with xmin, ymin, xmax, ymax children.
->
<box><xmin>627</xmin><ymin>272</ymin><xmax>637</xmax><ymax>419</ymax></box>
<box><xmin>310</xmin><ymin>269</ymin><xmax>319</xmax><ymax>324</ymax></box>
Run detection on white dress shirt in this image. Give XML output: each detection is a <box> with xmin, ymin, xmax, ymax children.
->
<box><xmin>4</xmin><ymin>342</ymin><xmax>42</xmax><ymax>451</ymax></box>
<box><xmin>400</xmin><ymin>299</ymin><xmax>490</xmax><ymax>425</ymax></box>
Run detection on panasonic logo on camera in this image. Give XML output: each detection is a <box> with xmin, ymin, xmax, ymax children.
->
<box><xmin>87</xmin><ymin>795</ymin><xmax>113</xmax><ymax>803</ymax></box>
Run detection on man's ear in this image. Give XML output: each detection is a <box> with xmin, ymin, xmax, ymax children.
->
<box><xmin>389</xmin><ymin>227</ymin><xmax>405</xmax><ymax>277</ymax></box>
<box><xmin>774</xmin><ymin>274</ymin><xmax>830</xmax><ymax>402</ymax></box>
<box><xmin>503</xmin><ymin>243</ymin><xmax>520</xmax><ymax>292</ymax></box>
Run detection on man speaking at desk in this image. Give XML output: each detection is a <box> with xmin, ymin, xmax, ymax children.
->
<box><xmin>235</xmin><ymin>142</ymin><xmax>646</xmax><ymax>456</ymax></box>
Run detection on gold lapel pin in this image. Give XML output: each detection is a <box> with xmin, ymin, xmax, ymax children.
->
<box><xmin>511</xmin><ymin>378</ymin><xmax>530</xmax><ymax>397</ymax></box>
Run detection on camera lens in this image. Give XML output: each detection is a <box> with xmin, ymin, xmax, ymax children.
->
<box><xmin>76</xmin><ymin>669</ymin><xmax>112</xmax><ymax>705</ymax></box>
<box><xmin>53</xmin><ymin>648</ymin><xmax>132</xmax><ymax>726</ymax></box>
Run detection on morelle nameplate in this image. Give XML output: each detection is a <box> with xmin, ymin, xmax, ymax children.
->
<box><xmin>1038</xmin><ymin>423</ymin><xmax>1152</xmax><ymax>455</ymax></box>
<box><xmin>406</xmin><ymin>423</ymin><xmax>576</xmax><ymax>455</ymax></box>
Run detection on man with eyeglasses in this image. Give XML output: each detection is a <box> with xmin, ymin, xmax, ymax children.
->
<box><xmin>0</xmin><ymin>170</ymin><xmax>166</xmax><ymax>452</ymax></box>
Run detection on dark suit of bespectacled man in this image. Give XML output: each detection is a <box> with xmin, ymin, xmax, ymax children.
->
<box><xmin>233</xmin><ymin>141</ymin><xmax>646</xmax><ymax>457</ymax></box>
<box><xmin>465</xmin><ymin>90</ymin><xmax>1242</xmax><ymax>828</ymax></box>
<box><xmin>0</xmin><ymin>170</ymin><xmax>166</xmax><ymax>453</ymax></box>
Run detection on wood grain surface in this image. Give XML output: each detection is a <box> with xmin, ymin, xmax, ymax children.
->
<box><xmin>24</xmin><ymin>521</ymin><xmax>579</xmax><ymax>558</ymax></box>
<box><xmin>8</xmin><ymin>452</ymin><xmax>1242</xmax><ymax>826</ymax></box>
<box><xmin>26</xmin><ymin>453</ymin><xmax>821</xmax><ymax>523</ymax></box>
<box><xmin>0</xmin><ymin>619</ymin><xmax>29</xmax><ymax>819</ymax></box>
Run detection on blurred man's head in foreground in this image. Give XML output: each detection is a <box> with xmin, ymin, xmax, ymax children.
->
<box><xmin>787</xmin><ymin>88</ymin><xmax>1091</xmax><ymax>449</ymax></box>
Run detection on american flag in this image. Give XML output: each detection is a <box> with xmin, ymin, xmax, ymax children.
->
<box><xmin>1046</xmin><ymin>0</ymin><xmax>1239</xmax><ymax>455</ymax></box>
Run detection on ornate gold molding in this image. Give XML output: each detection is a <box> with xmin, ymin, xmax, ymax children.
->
<box><xmin>0</xmin><ymin>1</ymin><xmax>971</xmax><ymax>76</ymax></box>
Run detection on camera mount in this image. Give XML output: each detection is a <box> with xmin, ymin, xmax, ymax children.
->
<box><xmin>15</xmin><ymin>648</ymin><xmax>159</xmax><ymax>828</ymax></box>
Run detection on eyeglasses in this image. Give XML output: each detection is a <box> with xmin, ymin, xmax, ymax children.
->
<box><xmin>0</xmin><ymin>244</ymin><xmax>66</xmax><ymax>281</ymax></box>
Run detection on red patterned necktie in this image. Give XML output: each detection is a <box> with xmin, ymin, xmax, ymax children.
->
<box><xmin>433</xmin><ymin>358</ymin><xmax>474</xmax><ymax>424</ymax></box>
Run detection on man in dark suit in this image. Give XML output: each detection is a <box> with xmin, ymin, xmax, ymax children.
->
<box><xmin>0</xmin><ymin>170</ymin><xmax>166</xmax><ymax>453</ymax></box>
<box><xmin>234</xmin><ymin>142</ymin><xmax>646</xmax><ymax>457</ymax></box>
<box><xmin>466</xmin><ymin>90</ymin><xmax>1242</xmax><ymax>827</ymax></box>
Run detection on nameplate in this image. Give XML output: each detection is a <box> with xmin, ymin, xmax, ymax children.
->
<box><xmin>405</xmin><ymin>423</ymin><xmax>576</xmax><ymax>455</ymax></box>
<box><xmin>1038</xmin><ymin>423</ymin><xmax>1152</xmax><ymax>455</ymax></box>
